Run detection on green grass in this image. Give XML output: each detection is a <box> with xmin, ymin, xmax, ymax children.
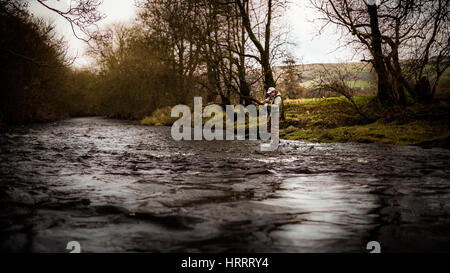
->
<box><xmin>281</xmin><ymin>94</ymin><xmax>450</xmax><ymax>148</ymax></box>
<box><xmin>301</xmin><ymin>79</ymin><xmax>373</xmax><ymax>90</ymax></box>
<box><xmin>141</xmin><ymin>106</ymin><xmax>176</xmax><ymax>126</ymax></box>
<box><xmin>282</xmin><ymin>120</ymin><xmax>450</xmax><ymax>146</ymax></box>
<box><xmin>141</xmin><ymin>104</ymin><xmax>265</xmax><ymax>132</ymax></box>
<box><xmin>282</xmin><ymin>96</ymin><xmax>375</xmax><ymax>129</ymax></box>
<box><xmin>141</xmin><ymin>93</ymin><xmax>450</xmax><ymax>148</ymax></box>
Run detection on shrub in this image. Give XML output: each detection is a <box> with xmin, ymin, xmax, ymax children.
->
<box><xmin>141</xmin><ymin>107</ymin><xmax>176</xmax><ymax>126</ymax></box>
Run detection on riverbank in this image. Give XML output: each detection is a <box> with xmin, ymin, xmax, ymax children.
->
<box><xmin>280</xmin><ymin>94</ymin><xmax>450</xmax><ymax>148</ymax></box>
<box><xmin>141</xmin><ymin>93</ymin><xmax>450</xmax><ymax>149</ymax></box>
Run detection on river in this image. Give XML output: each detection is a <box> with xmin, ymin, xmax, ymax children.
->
<box><xmin>1</xmin><ymin>117</ymin><xmax>449</xmax><ymax>252</ymax></box>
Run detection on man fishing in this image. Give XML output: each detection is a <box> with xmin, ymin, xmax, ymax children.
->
<box><xmin>264</xmin><ymin>87</ymin><xmax>285</xmax><ymax>121</ymax></box>
<box><xmin>264</xmin><ymin>87</ymin><xmax>285</xmax><ymax>132</ymax></box>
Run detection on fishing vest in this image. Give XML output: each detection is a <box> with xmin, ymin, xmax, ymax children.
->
<box><xmin>272</xmin><ymin>94</ymin><xmax>285</xmax><ymax>121</ymax></box>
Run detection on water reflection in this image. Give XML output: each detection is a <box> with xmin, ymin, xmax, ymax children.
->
<box><xmin>261</xmin><ymin>175</ymin><xmax>379</xmax><ymax>252</ymax></box>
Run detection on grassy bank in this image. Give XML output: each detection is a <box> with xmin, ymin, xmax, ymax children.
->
<box><xmin>281</xmin><ymin>94</ymin><xmax>450</xmax><ymax>148</ymax></box>
<box><xmin>141</xmin><ymin>93</ymin><xmax>450</xmax><ymax>148</ymax></box>
<box><xmin>140</xmin><ymin>105</ymin><xmax>264</xmax><ymax>131</ymax></box>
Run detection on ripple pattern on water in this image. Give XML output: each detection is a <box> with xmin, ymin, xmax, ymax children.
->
<box><xmin>1</xmin><ymin>117</ymin><xmax>450</xmax><ymax>252</ymax></box>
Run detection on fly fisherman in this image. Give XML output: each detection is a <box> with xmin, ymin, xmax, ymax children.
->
<box><xmin>264</xmin><ymin>87</ymin><xmax>285</xmax><ymax>121</ymax></box>
<box><xmin>264</xmin><ymin>87</ymin><xmax>285</xmax><ymax>132</ymax></box>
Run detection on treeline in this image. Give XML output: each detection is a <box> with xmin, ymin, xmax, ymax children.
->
<box><xmin>2</xmin><ymin>0</ymin><xmax>284</xmax><ymax>125</ymax></box>
<box><xmin>86</xmin><ymin>0</ymin><xmax>289</xmax><ymax>120</ymax></box>
<box><xmin>88</xmin><ymin>0</ymin><xmax>450</xmax><ymax>123</ymax></box>
<box><xmin>86</xmin><ymin>24</ymin><xmax>191</xmax><ymax>120</ymax></box>
<box><xmin>0</xmin><ymin>1</ymin><xmax>88</xmax><ymax>125</ymax></box>
<box><xmin>71</xmin><ymin>0</ymin><xmax>450</xmax><ymax>122</ymax></box>
<box><xmin>1</xmin><ymin>0</ymin><xmax>449</xmax><ymax>126</ymax></box>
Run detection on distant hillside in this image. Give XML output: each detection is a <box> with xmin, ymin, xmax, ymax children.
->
<box><xmin>273</xmin><ymin>62</ymin><xmax>377</xmax><ymax>99</ymax></box>
<box><xmin>273</xmin><ymin>61</ymin><xmax>450</xmax><ymax>99</ymax></box>
<box><xmin>429</xmin><ymin>56</ymin><xmax>450</xmax><ymax>64</ymax></box>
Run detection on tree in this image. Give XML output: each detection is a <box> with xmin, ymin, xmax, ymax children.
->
<box><xmin>233</xmin><ymin>0</ymin><xmax>277</xmax><ymax>95</ymax></box>
<box><xmin>278</xmin><ymin>56</ymin><xmax>304</xmax><ymax>99</ymax></box>
<box><xmin>311</xmin><ymin>0</ymin><xmax>450</xmax><ymax>105</ymax></box>
<box><xmin>138</xmin><ymin>0</ymin><xmax>203</xmax><ymax>104</ymax></box>
<box><xmin>135</xmin><ymin>0</ymin><xmax>289</xmax><ymax>106</ymax></box>
<box><xmin>313</xmin><ymin>64</ymin><xmax>370</xmax><ymax>120</ymax></box>
<box><xmin>88</xmin><ymin>24</ymin><xmax>182</xmax><ymax>119</ymax></box>
<box><xmin>36</xmin><ymin>0</ymin><xmax>104</xmax><ymax>42</ymax></box>
<box><xmin>0</xmin><ymin>1</ymin><xmax>74</xmax><ymax>124</ymax></box>
<box><xmin>198</xmin><ymin>0</ymin><xmax>257</xmax><ymax>105</ymax></box>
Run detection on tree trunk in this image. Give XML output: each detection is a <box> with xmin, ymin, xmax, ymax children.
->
<box><xmin>263</xmin><ymin>0</ymin><xmax>276</xmax><ymax>96</ymax></box>
<box><xmin>262</xmin><ymin>52</ymin><xmax>276</xmax><ymax>96</ymax></box>
<box><xmin>367</xmin><ymin>3</ymin><xmax>394</xmax><ymax>105</ymax></box>
<box><xmin>236</xmin><ymin>0</ymin><xmax>276</xmax><ymax>97</ymax></box>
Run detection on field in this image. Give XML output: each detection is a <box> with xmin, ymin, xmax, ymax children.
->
<box><xmin>273</xmin><ymin>62</ymin><xmax>378</xmax><ymax>98</ymax></box>
<box><xmin>274</xmin><ymin>62</ymin><xmax>450</xmax><ymax>98</ymax></box>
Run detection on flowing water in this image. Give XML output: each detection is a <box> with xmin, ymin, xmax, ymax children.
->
<box><xmin>1</xmin><ymin>117</ymin><xmax>449</xmax><ymax>252</ymax></box>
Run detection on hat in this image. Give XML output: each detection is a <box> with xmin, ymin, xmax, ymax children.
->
<box><xmin>267</xmin><ymin>87</ymin><xmax>276</xmax><ymax>94</ymax></box>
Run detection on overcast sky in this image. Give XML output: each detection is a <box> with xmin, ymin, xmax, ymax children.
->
<box><xmin>28</xmin><ymin>0</ymin><xmax>358</xmax><ymax>67</ymax></box>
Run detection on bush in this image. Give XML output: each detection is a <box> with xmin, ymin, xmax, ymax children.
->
<box><xmin>141</xmin><ymin>107</ymin><xmax>176</xmax><ymax>126</ymax></box>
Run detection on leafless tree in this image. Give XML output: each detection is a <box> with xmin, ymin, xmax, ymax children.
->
<box><xmin>229</xmin><ymin>0</ymin><xmax>289</xmax><ymax>95</ymax></box>
<box><xmin>138</xmin><ymin>0</ymin><xmax>203</xmax><ymax>104</ymax></box>
<box><xmin>135</xmin><ymin>0</ymin><xmax>289</xmax><ymax>105</ymax></box>
<box><xmin>311</xmin><ymin>0</ymin><xmax>450</xmax><ymax>105</ymax></box>
<box><xmin>36</xmin><ymin>0</ymin><xmax>104</xmax><ymax>42</ymax></box>
<box><xmin>313</xmin><ymin>64</ymin><xmax>370</xmax><ymax>119</ymax></box>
